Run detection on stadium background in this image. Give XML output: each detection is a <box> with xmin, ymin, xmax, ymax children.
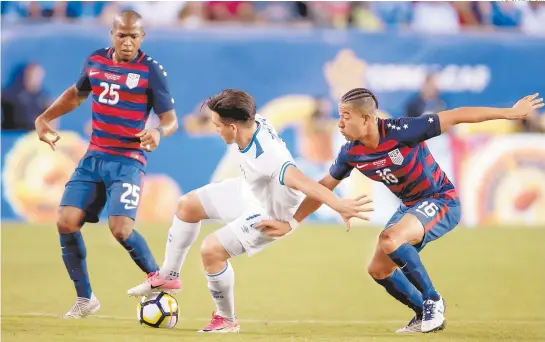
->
<box><xmin>2</xmin><ymin>1</ymin><xmax>545</xmax><ymax>227</ymax></box>
<box><xmin>1</xmin><ymin>2</ymin><xmax>545</xmax><ymax>341</ymax></box>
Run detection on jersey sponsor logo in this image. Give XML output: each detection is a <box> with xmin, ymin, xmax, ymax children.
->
<box><xmin>126</xmin><ymin>73</ymin><xmax>140</xmax><ymax>89</ymax></box>
<box><xmin>105</xmin><ymin>73</ymin><xmax>121</xmax><ymax>81</ymax></box>
<box><xmin>388</xmin><ymin>148</ymin><xmax>404</xmax><ymax>165</ymax></box>
<box><xmin>373</xmin><ymin>159</ymin><xmax>387</xmax><ymax>167</ymax></box>
<box><xmin>89</xmin><ymin>70</ymin><xmax>100</xmax><ymax>76</ymax></box>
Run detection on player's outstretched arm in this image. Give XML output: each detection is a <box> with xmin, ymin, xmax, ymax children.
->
<box><xmin>291</xmin><ymin>174</ymin><xmax>341</xmax><ymax>223</ymax></box>
<box><xmin>35</xmin><ymin>86</ymin><xmax>90</xmax><ymax>150</ymax></box>
<box><xmin>438</xmin><ymin>93</ymin><xmax>543</xmax><ymax>133</ymax></box>
<box><xmin>256</xmin><ymin>174</ymin><xmax>343</xmax><ymax>237</ymax></box>
<box><xmin>282</xmin><ymin>166</ymin><xmax>372</xmax><ymax>230</ymax></box>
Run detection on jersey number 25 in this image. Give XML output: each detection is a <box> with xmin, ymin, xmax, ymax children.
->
<box><xmin>98</xmin><ymin>82</ymin><xmax>120</xmax><ymax>105</ymax></box>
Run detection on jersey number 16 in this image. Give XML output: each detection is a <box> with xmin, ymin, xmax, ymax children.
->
<box><xmin>376</xmin><ymin>168</ymin><xmax>399</xmax><ymax>184</ymax></box>
<box><xmin>415</xmin><ymin>201</ymin><xmax>439</xmax><ymax>218</ymax></box>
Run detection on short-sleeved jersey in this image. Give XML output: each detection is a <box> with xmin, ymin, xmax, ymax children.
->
<box><xmin>238</xmin><ymin>115</ymin><xmax>304</xmax><ymax>221</ymax></box>
<box><xmin>76</xmin><ymin>48</ymin><xmax>174</xmax><ymax>170</ymax></box>
<box><xmin>330</xmin><ymin>114</ymin><xmax>458</xmax><ymax>206</ymax></box>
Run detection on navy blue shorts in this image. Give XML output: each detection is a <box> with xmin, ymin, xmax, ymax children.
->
<box><xmin>60</xmin><ymin>155</ymin><xmax>144</xmax><ymax>223</ymax></box>
<box><xmin>385</xmin><ymin>196</ymin><xmax>461</xmax><ymax>252</ymax></box>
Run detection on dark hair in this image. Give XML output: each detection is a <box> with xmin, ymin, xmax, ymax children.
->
<box><xmin>340</xmin><ymin>88</ymin><xmax>378</xmax><ymax>109</ymax></box>
<box><xmin>205</xmin><ymin>89</ymin><xmax>256</xmax><ymax>123</ymax></box>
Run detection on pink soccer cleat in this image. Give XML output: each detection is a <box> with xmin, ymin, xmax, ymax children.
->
<box><xmin>198</xmin><ymin>313</ymin><xmax>240</xmax><ymax>333</ymax></box>
<box><xmin>127</xmin><ymin>271</ymin><xmax>181</xmax><ymax>297</ymax></box>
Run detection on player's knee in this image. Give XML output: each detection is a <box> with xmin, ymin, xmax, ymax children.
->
<box><xmin>201</xmin><ymin>235</ymin><xmax>227</xmax><ymax>266</ymax></box>
<box><xmin>378</xmin><ymin>229</ymin><xmax>402</xmax><ymax>254</ymax></box>
<box><xmin>109</xmin><ymin>220</ymin><xmax>134</xmax><ymax>241</ymax></box>
<box><xmin>56</xmin><ymin>207</ymin><xmax>84</xmax><ymax>234</ymax></box>
<box><xmin>177</xmin><ymin>192</ymin><xmax>206</xmax><ymax>223</ymax></box>
<box><xmin>367</xmin><ymin>262</ymin><xmax>395</xmax><ymax>280</ymax></box>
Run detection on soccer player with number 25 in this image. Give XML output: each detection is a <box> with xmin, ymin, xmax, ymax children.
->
<box><xmin>34</xmin><ymin>10</ymin><xmax>178</xmax><ymax>319</ymax></box>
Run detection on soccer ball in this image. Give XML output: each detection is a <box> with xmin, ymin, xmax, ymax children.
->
<box><xmin>137</xmin><ymin>292</ymin><xmax>179</xmax><ymax>328</ymax></box>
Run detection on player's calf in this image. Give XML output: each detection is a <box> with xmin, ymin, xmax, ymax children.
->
<box><xmin>128</xmin><ymin>192</ymin><xmax>207</xmax><ymax>297</ymax></box>
<box><xmin>110</xmin><ymin>216</ymin><xmax>159</xmax><ymax>274</ymax></box>
<box><xmin>381</xmin><ymin>215</ymin><xmax>441</xmax><ymax>300</ymax></box>
<box><xmin>201</xmin><ymin>234</ymin><xmax>237</xmax><ymax>325</ymax></box>
<box><xmin>157</xmin><ymin>192</ymin><xmax>205</xmax><ymax>279</ymax></box>
<box><xmin>57</xmin><ymin>207</ymin><xmax>94</xmax><ymax>303</ymax></box>
<box><xmin>368</xmin><ymin>247</ymin><xmax>423</xmax><ymax>323</ymax></box>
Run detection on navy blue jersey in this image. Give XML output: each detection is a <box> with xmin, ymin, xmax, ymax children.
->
<box><xmin>76</xmin><ymin>48</ymin><xmax>174</xmax><ymax>168</ymax></box>
<box><xmin>330</xmin><ymin>114</ymin><xmax>458</xmax><ymax>206</ymax></box>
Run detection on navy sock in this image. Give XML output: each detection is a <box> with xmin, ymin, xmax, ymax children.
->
<box><xmin>388</xmin><ymin>244</ymin><xmax>440</xmax><ymax>301</ymax></box>
<box><xmin>375</xmin><ymin>269</ymin><xmax>423</xmax><ymax>316</ymax></box>
<box><xmin>120</xmin><ymin>230</ymin><xmax>159</xmax><ymax>274</ymax></box>
<box><xmin>60</xmin><ymin>231</ymin><xmax>92</xmax><ymax>299</ymax></box>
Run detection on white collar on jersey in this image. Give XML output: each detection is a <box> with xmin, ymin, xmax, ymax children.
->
<box><xmin>239</xmin><ymin>121</ymin><xmax>262</xmax><ymax>154</ymax></box>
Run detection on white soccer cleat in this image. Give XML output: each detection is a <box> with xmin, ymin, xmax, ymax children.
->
<box><xmin>421</xmin><ymin>295</ymin><xmax>446</xmax><ymax>333</ymax></box>
<box><xmin>61</xmin><ymin>293</ymin><xmax>100</xmax><ymax>319</ymax></box>
<box><xmin>396</xmin><ymin>315</ymin><xmax>422</xmax><ymax>333</ymax></box>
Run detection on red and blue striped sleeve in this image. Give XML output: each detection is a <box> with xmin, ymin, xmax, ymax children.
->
<box><xmin>148</xmin><ymin>62</ymin><xmax>174</xmax><ymax>115</ymax></box>
<box><xmin>384</xmin><ymin>114</ymin><xmax>442</xmax><ymax>145</ymax></box>
<box><xmin>75</xmin><ymin>56</ymin><xmax>92</xmax><ymax>93</ymax></box>
<box><xmin>329</xmin><ymin>143</ymin><xmax>354</xmax><ymax>180</ymax></box>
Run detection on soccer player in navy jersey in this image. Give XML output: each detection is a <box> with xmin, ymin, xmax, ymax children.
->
<box><xmin>34</xmin><ymin>10</ymin><xmax>178</xmax><ymax>319</ymax></box>
<box><xmin>255</xmin><ymin>88</ymin><xmax>543</xmax><ymax>333</ymax></box>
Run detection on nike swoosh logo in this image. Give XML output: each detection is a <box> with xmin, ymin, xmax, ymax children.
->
<box><xmin>151</xmin><ymin>283</ymin><xmax>166</xmax><ymax>289</ymax></box>
<box><xmin>89</xmin><ymin>71</ymin><xmax>100</xmax><ymax>76</ymax></box>
<box><xmin>356</xmin><ymin>164</ymin><xmax>368</xmax><ymax>169</ymax></box>
<box><xmin>124</xmin><ymin>204</ymin><xmax>137</xmax><ymax>210</ymax></box>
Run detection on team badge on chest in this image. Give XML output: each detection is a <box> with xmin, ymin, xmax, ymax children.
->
<box><xmin>388</xmin><ymin>148</ymin><xmax>404</xmax><ymax>165</ymax></box>
<box><xmin>126</xmin><ymin>73</ymin><xmax>140</xmax><ymax>89</ymax></box>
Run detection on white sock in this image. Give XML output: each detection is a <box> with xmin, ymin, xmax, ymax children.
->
<box><xmin>206</xmin><ymin>261</ymin><xmax>235</xmax><ymax>320</ymax></box>
<box><xmin>159</xmin><ymin>215</ymin><xmax>201</xmax><ymax>280</ymax></box>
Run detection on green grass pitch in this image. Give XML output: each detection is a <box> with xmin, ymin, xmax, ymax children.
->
<box><xmin>2</xmin><ymin>223</ymin><xmax>544</xmax><ymax>341</ymax></box>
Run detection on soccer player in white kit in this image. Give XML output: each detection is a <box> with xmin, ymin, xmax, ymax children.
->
<box><xmin>128</xmin><ymin>89</ymin><xmax>373</xmax><ymax>332</ymax></box>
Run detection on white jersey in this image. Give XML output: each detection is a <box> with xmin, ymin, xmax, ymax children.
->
<box><xmin>238</xmin><ymin>115</ymin><xmax>304</xmax><ymax>221</ymax></box>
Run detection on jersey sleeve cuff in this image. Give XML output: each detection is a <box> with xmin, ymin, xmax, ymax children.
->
<box><xmin>279</xmin><ymin>162</ymin><xmax>295</xmax><ymax>185</ymax></box>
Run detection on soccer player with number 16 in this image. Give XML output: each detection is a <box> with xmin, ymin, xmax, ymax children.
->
<box><xmin>256</xmin><ymin>88</ymin><xmax>543</xmax><ymax>333</ymax></box>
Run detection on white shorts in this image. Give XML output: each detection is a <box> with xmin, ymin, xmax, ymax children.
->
<box><xmin>195</xmin><ymin>178</ymin><xmax>278</xmax><ymax>257</ymax></box>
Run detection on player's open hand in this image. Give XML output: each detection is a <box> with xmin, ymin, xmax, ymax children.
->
<box><xmin>136</xmin><ymin>129</ymin><xmax>161</xmax><ymax>152</ymax></box>
<box><xmin>333</xmin><ymin>194</ymin><xmax>374</xmax><ymax>232</ymax></box>
<box><xmin>255</xmin><ymin>220</ymin><xmax>292</xmax><ymax>238</ymax></box>
<box><xmin>512</xmin><ymin>93</ymin><xmax>544</xmax><ymax>119</ymax></box>
<box><xmin>35</xmin><ymin>117</ymin><xmax>60</xmax><ymax>150</ymax></box>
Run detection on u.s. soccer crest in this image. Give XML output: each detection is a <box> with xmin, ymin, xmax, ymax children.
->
<box><xmin>126</xmin><ymin>73</ymin><xmax>140</xmax><ymax>89</ymax></box>
<box><xmin>388</xmin><ymin>148</ymin><xmax>404</xmax><ymax>165</ymax></box>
